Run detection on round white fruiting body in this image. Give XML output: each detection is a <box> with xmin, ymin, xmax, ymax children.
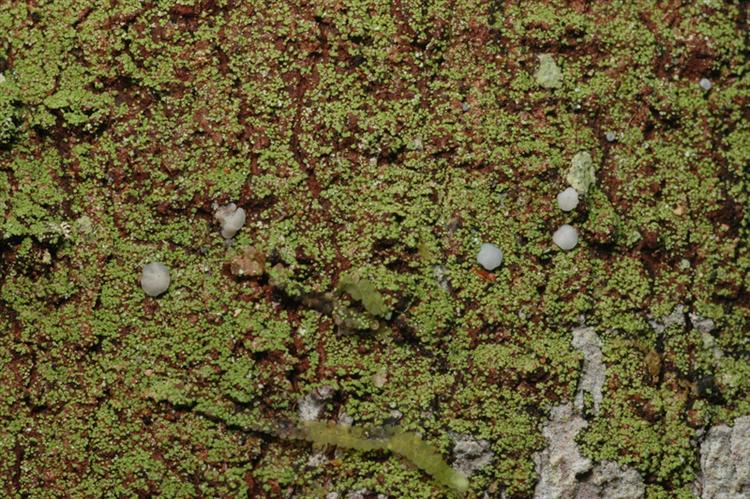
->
<box><xmin>557</xmin><ymin>187</ymin><xmax>579</xmax><ymax>212</ymax></box>
<box><xmin>477</xmin><ymin>243</ymin><xmax>503</xmax><ymax>271</ymax></box>
<box><xmin>141</xmin><ymin>262</ymin><xmax>171</xmax><ymax>297</ymax></box>
<box><xmin>214</xmin><ymin>203</ymin><xmax>246</xmax><ymax>239</ymax></box>
<box><xmin>553</xmin><ymin>224</ymin><xmax>578</xmax><ymax>250</ymax></box>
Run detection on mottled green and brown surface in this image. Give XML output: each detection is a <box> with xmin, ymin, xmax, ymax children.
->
<box><xmin>1</xmin><ymin>1</ymin><xmax>749</xmax><ymax>497</ymax></box>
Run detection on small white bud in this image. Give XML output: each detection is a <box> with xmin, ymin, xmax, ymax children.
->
<box><xmin>553</xmin><ymin>225</ymin><xmax>579</xmax><ymax>251</ymax></box>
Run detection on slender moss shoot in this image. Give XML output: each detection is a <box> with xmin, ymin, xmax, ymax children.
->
<box><xmin>292</xmin><ymin>421</ymin><xmax>469</xmax><ymax>494</ymax></box>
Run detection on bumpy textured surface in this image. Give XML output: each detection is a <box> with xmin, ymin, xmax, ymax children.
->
<box><xmin>1</xmin><ymin>1</ymin><xmax>749</xmax><ymax>497</ymax></box>
<box><xmin>697</xmin><ymin>415</ymin><xmax>750</xmax><ymax>499</ymax></box>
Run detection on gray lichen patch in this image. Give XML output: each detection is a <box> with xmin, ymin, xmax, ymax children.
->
<box><xmin>690</xmin><ymin>312</ymin><xmax>716</xmax><ymax>335</ymax></box>
<box><xmin>696</xmin><ymin>415</ymin><xmax>750</xmax><ymax>499</ymax></box>
<box><xmin>450</xmin><ymin>433</ymin><xmax>494</xmax><ymax>478</ymax></box>
<box><xmin>571</xmin><ymin>326</ymin><xmax>605</xmax><ymax>415</ymax></box>
<box><xmin>534</xmin><ymin>404</ymin><xmax>645</xmax><ymax>499</ymax></box>
<box><xmin>534</xmin><ymin>404</ymin><xmax>591</xmax><ymax>499</ymax></box>
<box><xmin>298</xmin><ymin>386</ymin><xmax>336</xmax><ymax>422</ymax></box>
<box><xmin>648</xmin><ymin>305</ymin><xmax>687</xmax><ymax>334</ymax></box>
<box><xmin>576</xmin><ymin>461</ymin><xmax>646</xmax><ymax>499</ymax></box>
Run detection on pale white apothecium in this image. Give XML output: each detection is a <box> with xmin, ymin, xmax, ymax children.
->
<box><xmin>477</xmin><ymin>243</ymin><xmax>503</xmax><ymax>271</ymax></box>
<box><xmin>141</xmin><ymin>262</ymin><xmax>171</xmax><ymax>297</ymax></box>
<box><xmin>556</xmin><ymin>187</ymin><xmax>579</xmax><ymax>212</ymax></box>
<box><xmin>553</xmin><ymin>224</ymin><xmax>578</xmax><ymax>251</ymax></box>
<box><xmin>214</xmin><ymin>203</ymin><xmax>246</xmax><ymax>239</ymax></box>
